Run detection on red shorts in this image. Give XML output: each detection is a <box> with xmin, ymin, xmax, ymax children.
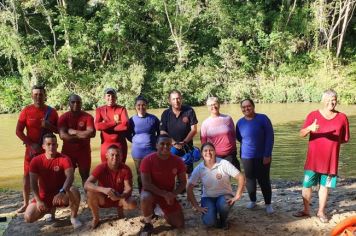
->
<box><xmin>100</xmin><ymin>198</ymin><xmax>120</xmax><ymax>208</ymax></box>
<box><xmin>63</xmin><ymin>149</ymin><xmax>91</xmax><ymax>170</ymax></box>
<box><xmin>100</xmin><ymin>142</ymin><xmax>127</xmax><ymax>163</ymax></box>
<box><xmin>153</xmin><ymin>195</ymin><xmax>182</xmax><ymax>215</ymax></box>
<box><xmin>24</xmin><ymin>147</ymin><xmax>44</xmax><ymax>175</ymax></box>
<box><xmin>31</xmin><ymin>194</ymin><xmax>68</xmax><ymax>209</ymax></box>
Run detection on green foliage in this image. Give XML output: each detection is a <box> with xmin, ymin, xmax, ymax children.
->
<box><xmin>0</xmin><ymin>0</ymin><xmax>355</xmax><ymax>113</ymax></box>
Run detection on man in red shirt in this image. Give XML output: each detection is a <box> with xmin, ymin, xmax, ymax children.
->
<box><xmin>95</xmin><ymin>88</ymin><xmax>129</xmax><ymax>163</ymax></box>
<box><xmin>58</xmin><ymin>94</ymin><xmax>96</xmax><ymax>186</ymax></box>
<box><xmin>24</xmin><ymin>133</ymin><xmax>82</xmax><ymax>229</ymax></box>
<box><xmin>84</xmin><ymin>145</ymin><xmax>137</xmax><ymax>229</ymax></box>
<box><xmin>294</xmin><ymin>89</ymin><xmax>350</xmax><ymax>223</ymax></box>
<box><xmin>140</xmin><ymin>134</ymin><xmax>187</xmax><ymax>235</ymax></box>
<box><xmin>16</xmin><ymin>85</ymin><xmax>58</xmax><ymax>213</ymax></box>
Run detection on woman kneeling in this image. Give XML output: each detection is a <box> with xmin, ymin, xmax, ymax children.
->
<box><xmin>187</xmin><ymin>142</ymin><xmax>245</xmax><ymax>229</ymax></box>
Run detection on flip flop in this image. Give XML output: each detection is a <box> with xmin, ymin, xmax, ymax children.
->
<box><xmin>317</xmin><ymin>214</ymin><xmax>329</xmax><ymax>223</ymax></box>
<box><xmin>293</xmin><ymin>211</ymin><xmax>311</xmax><ymax>217</ymax></box>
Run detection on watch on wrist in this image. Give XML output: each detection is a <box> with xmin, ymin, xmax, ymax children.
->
<box><xmin>59</xmin><ymin>188</ymin><xmax>66</xmax><ymax>194</ymax></box>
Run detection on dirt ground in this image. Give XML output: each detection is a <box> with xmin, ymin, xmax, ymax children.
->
<box><xmin>1</xmin><ymin>179</ymin><xmax>356</xmax><ymax>236</ymax></box>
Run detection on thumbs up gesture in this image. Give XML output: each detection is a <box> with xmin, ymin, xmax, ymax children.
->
<box><xmin>308</xmin><ymin>119</ymin><xmax>319</xmax><ymax>132</ymax></box>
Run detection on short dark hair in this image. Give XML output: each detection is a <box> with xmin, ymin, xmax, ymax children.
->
<box><xmin>135</xmin><ymin>95</ymin><xmax>148</xmax><ymax>105</ymax></box>
<box><xmin>169</xmin><ymin>89</ymin><xmax>182</xmax><ymax>99</ymax></box>
<box><xmin>200</xmin><ymin>142</ymin><xmax>215</xmax><ymax>152</ymax></box>
<box><xmin>240</xmin><ymin>98</ymin><xmax>255</xmax><ymax>108</ymax></box>
<box><xmin>106</xmin><ymin>144</ymin><xmax>121</xmax><ymax>153</ymax></box>
<box><xmin>42</xmin><ymin>133</ymin><xmax>56</xmax><ymax>143</ymax></box>
<box><xmin>32</xmin><ymin>85</ymin><xmax>45</xmax><ymax>92</ymax></box>
<box><xmin>156</xmin><ymin>134</ymin><xmax>172</xmax><ymax>143</ymax></box>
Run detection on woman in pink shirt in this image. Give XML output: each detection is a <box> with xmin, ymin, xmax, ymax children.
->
<box><xmin>200</xmin><ymin>97</ymin><xmax>240</xmax><ymax>170</ymax></box>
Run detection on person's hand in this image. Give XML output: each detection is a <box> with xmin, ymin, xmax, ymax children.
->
<box><xmin>308</xmin><ymin>119</ymin><xmax>319</xmax><ymax>132</ymax></box>
<box><xmin>263</xmin><ymin>157</ymin><xmax>271</xmax><ymax>165</ymax></box>
<box><xmin>194</xmin><ymin>205</ymin><xmax>208</xmax><ymax>214</ymax></box>
<box><xmin>173</xmin><ymin>142</ymin><xmax>183</xmax><ymax>150</ymax></box>
<box><xmin>226</xmin><ymin>194</ymin><xmax>241</xmax><ymax>205</ymax></box>
<box><xmin>114</xmin><ymin>114</ymin><xmax>120</xmax><ymax>124</ymax></box>
<box><xmin>68</xmin><ymin>129</ymin><xmax>77</xmax><ymax>135</ymax></box>
<box><xmin>30</xmin><ymin>143</ymin><xmax>41</xmax><ymax>154</ymax></box>
<box><xmin>52</xmin><ymin>192</ymin><xmax>67</xmax><ymax>206</ymax></box>
<box><xmin>36</xmin><ymin>200</ymin><xmax>48</xmax><ymax>213</ymax></box>
<box><xmin>163</xmin><ymin>192</ymin><xmax>176</xmax><ymax>205</ymax></box>
<box><xmin>103</xmin><ymin>188</ymin><xmax>116</xmax><ymax>199</ymax></box>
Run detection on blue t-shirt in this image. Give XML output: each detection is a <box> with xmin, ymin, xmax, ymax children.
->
<box><xmin>236</xmin><ymin>113</ymin><xmax>274</xmax><ymax>159</ymax></box>
<box><xmin>128</xmin><ymin>113</ymin><xmax>160</xmax><ymax>159</ymax></box>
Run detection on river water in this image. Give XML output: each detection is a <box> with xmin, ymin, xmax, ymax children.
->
<box><xmin>0</xmin><ymin>103</ymin><xmax>355</xmax><ymax>189</ymax></box>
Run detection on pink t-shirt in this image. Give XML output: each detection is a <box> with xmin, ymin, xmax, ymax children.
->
<box><xmin>200</xmin><ymin>114</ymin><xmax>237</xmax><ymax>156</ymax></box>
<box><xmin>303</xmin><ymin>110</ymin><xmax>349</xmax><ymax>175</ymax></box>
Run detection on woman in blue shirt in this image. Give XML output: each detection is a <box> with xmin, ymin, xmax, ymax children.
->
<box><xmin>236</xmin><ymin>98</ymin><xmax>274</xmax><ymax>214</ymax></box>
<box><xmin>127</xmin><ymin>96</ymin><xmax>160</xmax><ymax>191</ymax></box>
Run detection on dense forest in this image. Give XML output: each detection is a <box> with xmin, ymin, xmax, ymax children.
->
<box><xmin>0</xmin><ymin>0</ymin><xmax>355</xmax><ymax>113</ymax></box>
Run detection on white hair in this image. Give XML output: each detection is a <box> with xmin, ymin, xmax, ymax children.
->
<box><xmin>322</xmin><ymin>89</ymin><xmax>337</xmax><ymax>101</ymax></box>
<box><xmin>206</xmin><ymin>97</ymin><xmax>219</xmax><ymax>106</ymax></box>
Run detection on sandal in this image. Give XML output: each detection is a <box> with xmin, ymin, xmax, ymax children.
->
<box><xmin>293</xmin><ymin>211</ymin><xmax>310</xmax><ymax>217</ymax></box>
<box><xmin>317</xmin><ymin>214</ymin><xmax>329</xmax><ymax>223</ymax></box>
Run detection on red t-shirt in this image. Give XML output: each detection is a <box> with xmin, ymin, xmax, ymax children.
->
<box><xmin>140</xmin><ymin>152</ymin><xmax>186</xmax><ymax>192</ymax></box>
<box><xmin>18</xmin><ymin>104</ymin><xmax>58</xmax><ymax>145</ymax></box>
<box><xmin>303</xmin><ymin>110</ymin><xmax>350</xmax><ymax>175</ymax></box>
<box><xmin>91</xmin><ymin>163</ymin><xmax>132</xmax><ymax>194</ymax></box>
<box><xmin>58</xmin><ymin>111</ymin><xmax>94</xmax><ymax>153</ymax></box>
<box><xmin>30</xmin><ymin>153</ymin><xmax>72</xmax><ymax>199</ymax></box>
<box><xmin>95</xmin><ymin>105</ymin><xmax>129</xmax><ymax>143</ymax></box>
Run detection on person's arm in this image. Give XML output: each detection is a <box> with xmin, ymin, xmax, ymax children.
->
<box><xmin>71</xmin><ymin>126</ymin><xmax>96</xmax><ymax>139</ymax></box>
<box><xmin>84</xmin><ymin>175</ymin><xmax>118</xmax><ymax>200</ymax></box>
<box><xmin>263</xmin><ymin>116</ymin><xmax>274</xmax><ymax>165</ymax></box>
<box><xmin>227</xmin><ymin>173</ymin><xmax>245</xmax><ymax>205</ymax></box>
<box><xmin>30</xmin><ymin>172</ymin><xmax>47</xmax><ymax>212</ymax></box>
<box><xmin>62</xmin><ymin>167</ymin><xmax>74</xmax><ymax>192</ymax></box>
<box><xmin>300</xmin><ymin>118</ymin><xmax>319</xmax><ymax>137</ymax></box>
<box><xmin>187</xmin><ymin>183</ymin><xmax>208</xmax><ymax>213</ymax></box>
<box><xmin>16</xmin><ymin>121</ymin><xmax>34</xmax><ymax>147</ymax></box>
<box><xmin>173</xmin><ymin>172</ymin><xmax>187</xmax><ymax>195</ymax></box>
<box><xmin>118</xmin><ymin>179</ymin><xmax>132</xmax><ymax>199</ymax></box>
<box><xmin>95</xmin><ymin>108</ymin><xmax>116</xmax><ymax>131</ymax></box>
<box><xmin>236</xmin><ymin>121</ymin><xmax>242</xmax><ymax>143</ymax></box>
<box><xmin>341</xmin><ymin>115</ymin><xmax>350</xmax><ymax>144</ymax></box>
<box><xmin>114</xmin><ymin>108</ymin><xmax>129</xmax><ymax>132</ymax></box>
<box><xmin>42</xmin><ymin>109</ymin><xmax>59</xmax><ymax>134</ymax></box>
<box><xmin>200</xmin><ymin>122</ymin><xmax>207</xmax><ymax>144</ymax></box>
<box><xmin>182</xmin><ymin>124</ymin><xmax>197</xmax><ymax>144</ymax></box>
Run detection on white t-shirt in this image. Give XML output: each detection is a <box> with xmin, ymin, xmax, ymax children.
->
<box><xmin>188</xmin><ymin>158</ymin><xmax>240</xmax><ymax>197</ymax></box>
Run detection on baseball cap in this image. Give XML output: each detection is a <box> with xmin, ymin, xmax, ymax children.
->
<box><xmin>104</xmin><ymin>88</ymin><xmax>117</xmax><ymax>96</ymax></box>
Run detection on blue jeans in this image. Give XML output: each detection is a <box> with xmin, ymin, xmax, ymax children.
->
<box><xmin>201</xmin><ymin>195</ymin><xmax>232</xmax><ymax>227</ymax></box>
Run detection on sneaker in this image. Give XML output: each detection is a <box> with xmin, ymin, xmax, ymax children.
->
<box><xmin>70</xmin><ymin>217</ymin><xmax>83</xmax><ymax>229</ymax></box>
<box><xmin>154</xmin><ymin>205</ymin><xmax>164</xmax><ymax>217</ymax></box>
<box><xmin>44</xmin><ymin>213</ymin><xmax>55</xmax><ymax>222</ymax></box>
<box><xmin>246</xmin><ymin>201</ymin><xmax>256</xmax><ymax>209</ymax></box>
<box><xmin>266</xmin><ymin>204</ymin><xmax>274</xmax><ymax>214</ymax></box>
<box><xmin>140</xmin><ymin>223</ymin><xmax>154</xmax><ymax>236</ymax></box>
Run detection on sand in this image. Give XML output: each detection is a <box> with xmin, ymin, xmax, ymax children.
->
<box><xmin>1</xmin><ymin>179</ymin><xmax>355</xmax><ymax>236</ymax></box>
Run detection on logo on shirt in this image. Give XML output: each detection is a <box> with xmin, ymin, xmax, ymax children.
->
<box><xmin>216</xmin><ymin>173</ymin><xmax>222</xmax><ymax>180</ymax></box>
<box><xmin>172</xmin><ymin>168</ymin><xmax>178</xmax><ymax>175</ymax></box>
<box><xmin>78</xmin><ymin>121</ymin><xmax>85</xmax><ymax>128</ymax></box>
<box><xmin>182</xmin><ymin>116</ymin><xmax>189</xmax><ymax>124</ymax></box>
<box><xmin>53</xmin><ymin>166</ymin><xmax>60</xmax><ymax>172</ymax></box>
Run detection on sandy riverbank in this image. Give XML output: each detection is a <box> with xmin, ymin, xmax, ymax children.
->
<box><xmin>1</xmin><ymin>179</ymin><xmax>355</xmax><ymax>236</ymax></box>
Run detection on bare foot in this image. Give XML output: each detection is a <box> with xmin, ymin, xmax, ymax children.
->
<box><xmin>17</xmin><ymin>204</ymin><xmax>28</xmax><ymax>213</ymax></box>
<box><xmin>91</xmin><ymin>218</ymin><xmax>99</xmax><ymax>229</ymax></box>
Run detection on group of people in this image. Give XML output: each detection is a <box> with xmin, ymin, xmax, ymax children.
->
<box><xmin>15</xmin><ymin>86</ymin><xmax>350</xmax><ymax>234</ymax></box>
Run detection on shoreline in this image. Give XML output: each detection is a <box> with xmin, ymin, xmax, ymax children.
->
<box><xmin>2</xmin><ymin>178</ymin><xmax>356</xmax><ymax>235</ymax></box>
